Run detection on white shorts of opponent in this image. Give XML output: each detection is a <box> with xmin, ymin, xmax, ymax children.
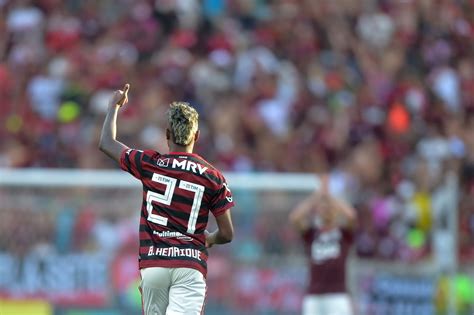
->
<box><xmin>140</xmin><ymin>267</ymin><xmax>206</xmax><ymax>315</ymax></box>
<box><xmin>302</xmin><ymin>293</ymin><xmax>353</xmax><ymax>315</ymax></box>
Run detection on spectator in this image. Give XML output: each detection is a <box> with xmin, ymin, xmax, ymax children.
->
<box><xmin>0</xmin><ymin>1</ymin><xmax>473</xmax><ymax>313</ymax></box>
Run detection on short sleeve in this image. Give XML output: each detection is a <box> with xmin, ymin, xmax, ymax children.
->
<box><xmin>210</xmin><ymin>179</ymin><xmax>235</xmax><ymax>217</ymax></box>
<box><xmin>120</xmin><ymin>148</ymin><xmax>145</xmax><ymax>179</ymax></box>
<box><xmin>341</xmin><ymin>227</ymin><xmax>355</xmax><ymax>244</ymax></box>
<box><xmin>302</xmin><ymin>227</ymin><xmax>316</xmax><ymax>245</ymax></box>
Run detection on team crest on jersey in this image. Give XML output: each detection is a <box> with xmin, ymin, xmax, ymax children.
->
<box><xmin>157</xmin><ymin>158</ymin><xmax>170</xmax><ymax>167</ymax></box>
<box><xmin>223</xmin><ymin>183</ymin><xmax>233</xmax><ymax>202</ymax></box>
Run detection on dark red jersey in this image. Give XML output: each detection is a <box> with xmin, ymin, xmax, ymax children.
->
<box><xmin>120</xmin><ymin>149</ymin><xmax>235</xmax><ymax>277</ymax></box>
<box><xmin>302</xmin><ymin>226</ymin><xmax>354</xmax><ymax>294</ymax></box>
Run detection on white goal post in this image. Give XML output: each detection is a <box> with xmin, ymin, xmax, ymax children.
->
<box><xmin>0</xmin><ymin>168</ymin><xmax>321</xmax><ymax>191</ymax></box>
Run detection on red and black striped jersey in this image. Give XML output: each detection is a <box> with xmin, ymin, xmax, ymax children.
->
<box><xmin>120</xmin><ymin>149</ymin><xmax>235</xmax><ymax>277</ymax></box>
<box><xmin>302</xmin><ymin>227</ymin><xmax>353</xmax><ymax>294</ymax></box>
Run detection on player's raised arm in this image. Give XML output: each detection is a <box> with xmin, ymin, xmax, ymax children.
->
<box><xmin>99</xmin><ymin>84</ymin><xmax>131</xmax><ymax>163</ymax></box>
<box><xmin>289</xmin><ymin>192</ymin><xmax>318</xmax><ymax>233</ymax></box>
<box><xmin>325</xmin><ymin>194</ymin><xmax>357</xmax><ymax>228</ymax></box>
<box><xmin>317</xmin><ymin>174</ymin><xmax>357</xmax><ymax>228</ymax></box>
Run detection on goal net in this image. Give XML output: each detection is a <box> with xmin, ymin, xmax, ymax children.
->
<box><xmin>0</xmin><ymin>169</ymin><xmax>466</xmax><ymax>315</ymax></box>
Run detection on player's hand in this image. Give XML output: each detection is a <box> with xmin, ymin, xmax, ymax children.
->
<box><xmin>312</xmin><ymin>173</ymin><xmax>331</xmax><ymax>212</ymax></box>
<box><xmin>319</xmin><ymin>173</ymin><xmax>329</xmax><ymax>194</ymax></box>
<box><xmin>204</xmin><ymin>230</ymin><xmax>214</xmax><ymax>249</ymax></box>
<box><xmin>109</xmin><ymin>83</ymin><xmax>130</xmax><ymax>107</ymax></box>
<box><xmin>313</xmin><ymin>173</ymin><xmax>330</xmax><ymax>197</ymax></box>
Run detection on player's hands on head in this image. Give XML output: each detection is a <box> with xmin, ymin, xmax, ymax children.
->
<box><xmin>319</xmin><ymin>173</ymin><xmax>329</xmax><ymax>194</ymax></box>
<box><xmin>314</xmin><ymin>173</ymin><xmax>330</xmax><ymax>197</ymax></box>
<box><xmin>312</xmin><ymin>173</ymin><xmax>331</xmax><ymax>212</ymax></box>
<box><xmin>109</xmin><ymin>83</ymin><xmax>130</xmax><ymax>107</ymax></box>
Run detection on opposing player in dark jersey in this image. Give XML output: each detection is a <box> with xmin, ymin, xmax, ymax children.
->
<box><xmin>99</xmin><ymin>84</ymin><xmax>235</xmax><ymax>315</ymax></box>
<box><xmin>289</xmin><ymin>175</ymin><xmax>356</xmax><ymax>315</ymax></box>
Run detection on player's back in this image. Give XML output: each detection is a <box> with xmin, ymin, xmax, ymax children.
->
<box><xmin>120</xmin><ymin>148</ymin><xmax>234</xmax><ymax>277</ymax></box>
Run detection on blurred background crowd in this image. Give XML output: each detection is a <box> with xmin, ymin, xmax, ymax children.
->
<box><xmin>1</xmin><ymin>0</ymin><xmax>474</xmax><ymax>314</ymax></box>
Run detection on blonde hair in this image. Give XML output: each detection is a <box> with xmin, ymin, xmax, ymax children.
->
<box><xmin>167</xmin><ymin>102</ymin><xmax>199</xmax><ymax>146</ymax></box>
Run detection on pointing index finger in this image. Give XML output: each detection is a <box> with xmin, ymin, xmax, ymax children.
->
<box><xmin>123</xmin><ymin>83</ymin><xmax>130</xmax><ymax>93</ymax></box>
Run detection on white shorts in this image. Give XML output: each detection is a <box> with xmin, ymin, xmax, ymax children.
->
<box><xmin>140</xmin><ymin>267</ymin><xmax>206</xmax><ymax>315</ymax></box>
<box><xmin>302</xmin><ymin>293</ymin><xmax>353</xmax><ymax>315</ymax></box>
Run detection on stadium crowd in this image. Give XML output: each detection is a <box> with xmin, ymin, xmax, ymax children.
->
<box><xmin>1</xmin><ymin>1</ymin><xmax>474</xmax><ymax>309</ymax></box>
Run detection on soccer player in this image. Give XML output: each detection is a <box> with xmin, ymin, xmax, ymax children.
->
<box><xmin>99</xmin><ymin>84</ymin><xmax>235</xmax><ymax>315</ymax></box>
<box><xmin>289</xmin><ymin>174</ymin><xmax>356</xmax><ymax>315</ymax></box>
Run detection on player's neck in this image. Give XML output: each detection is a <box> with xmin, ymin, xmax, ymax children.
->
<box><xmin>168</xmin><ymin>143</ymin><xmax>194</xmax><ymax>154</ymax></box>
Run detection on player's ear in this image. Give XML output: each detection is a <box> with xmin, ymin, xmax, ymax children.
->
<box><xmin>166</xmin><ymin>128</ymin><xmax>171</xmax><ymax>140</ymax></box>
<box><xmin>194</xmin><ymin>130</ymin><xmax>200</xmax><ymax>143</ymax></box>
